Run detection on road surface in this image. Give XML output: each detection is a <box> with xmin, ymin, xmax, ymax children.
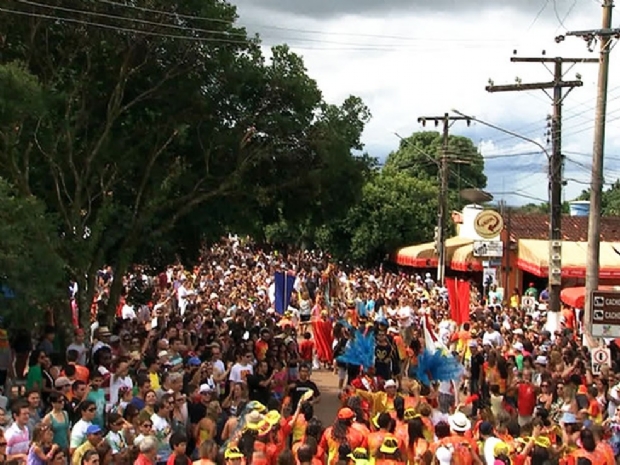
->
<box><xmin>311</xmin><ymin>368</ymin><xmax>341</xmax><ymax>426</ymax></box>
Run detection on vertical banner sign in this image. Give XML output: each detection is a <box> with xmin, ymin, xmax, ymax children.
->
<box><xmin>274</xmin><ymin>271</ymin><xmax>296</xmax><ymax>315</ymax></box>
<box><xmin>591</xmin><ymin>347</ymin><xmax>611</xmax><ymax>375</ymax></box>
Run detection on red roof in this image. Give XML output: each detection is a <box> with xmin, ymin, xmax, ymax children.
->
<box><xmin>509</xmin><ymin>214</ymin><xmax>620</xmax><ymax>241</ymax></box>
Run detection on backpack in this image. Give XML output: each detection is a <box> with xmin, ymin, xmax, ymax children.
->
<box><xmin>432</xmin><ymin>439</ymin><xmax>473</xmax><ymax>465</ymax></box>
<box><xmin>450</xmin><ymin>440</ymin><xmax>473</xmax><ymax>465</ymax></box>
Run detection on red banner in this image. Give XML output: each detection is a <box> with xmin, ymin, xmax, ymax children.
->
<box><xmin>446</xmin><ymin>277</ymin><xmax>470</xmax><ymax>324</ymax></box>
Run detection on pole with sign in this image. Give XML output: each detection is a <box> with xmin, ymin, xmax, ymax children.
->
<box><xmin>591</xmin><ymin>347</ymin><xmax>611</xmax><ymax>375</ymax></box>
<box><xmin>590</xmin><ymin>289</ymin><xmax>620</xmax><ymax>338</ymax></box>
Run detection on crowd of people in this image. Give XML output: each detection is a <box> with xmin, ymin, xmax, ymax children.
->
<box><xmin>0</xmin><ymin>237</ymin><xmax>617</xmax><ymax>465</ymax></box>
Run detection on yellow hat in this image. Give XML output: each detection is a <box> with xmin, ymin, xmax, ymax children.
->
<box><xmin>347</xmin><ymin>447</ymin><xmax>369</xmax><ymax>461</ymax></box>
<box><xmin>224</xmin><ymin>447</ymin><xmax>244</xmax><ymax>459</ymax></box>
<box><xmin>534</xmin><ymin>437</ymin><xmax>551</xmax><ymax>448</ymax></box>
<box><xmin>493</xmin><ymin>441</ymin><xmax>511</xmax><ymax>457</ymax></box>
<box><xmin>403</xmin><ymin>408</ymin><xmax>419</xmax><ymax>421</ymax></box>
<box><xmin>264</xmin><ymin>410</ymin><xmax>281</xmax><ymax>426</ymax></box>
<box><xmin>257</xmin><ymin>420</ymin><xmax>272</xmax><ymax>437</ymax></box>
<box><xmin>379</xmin><ymin>437</ymin><xmax>399</xmax><ymax>455</ymax></box>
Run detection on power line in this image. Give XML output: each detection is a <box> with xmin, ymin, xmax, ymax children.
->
<box><xmin>94</xmin><ymin>0</ymin><xmax>517</xmax><ymax>44</ymax></box>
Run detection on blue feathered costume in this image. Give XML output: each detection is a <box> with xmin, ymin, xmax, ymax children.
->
<box><xmin>337</xmin><ymin>319</ymin><xmax>463</xmax><ymax>386</ymax></box>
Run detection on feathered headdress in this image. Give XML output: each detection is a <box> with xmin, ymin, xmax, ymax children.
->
<box><xmin>415</xmin><ymin>349</ymin><xmax>464</xmax><ymax>386</ymax></box>
<box><xmin>337</xmin><ymin>328</ymin><xmax>375</xmax><ymax>370</ymax></box>
<box><xmin>415</xmin><ymin>314</ymin><xmax>464</xmax><ymax>385</ymax></box>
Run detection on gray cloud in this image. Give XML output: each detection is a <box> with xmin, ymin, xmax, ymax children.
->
<box><xmin>232</xmin><ymin>0</ymin><xmax>586</xmax><ymax>20</ymax></box>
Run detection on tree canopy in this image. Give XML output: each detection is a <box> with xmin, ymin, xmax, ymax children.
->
<box><xmin>0</xmin><ymin>0</ymin><xmax>373</xmax><ymax>324</ymax></box>
<box><xmin>576</xmin><ymin>181</ymin><xmax>620</xmax><ymax>216</ymax></box>
<box><xmin>384</xmin><ymin>131</ymin><xmax>487</xmax><ymax>193</ymax></box>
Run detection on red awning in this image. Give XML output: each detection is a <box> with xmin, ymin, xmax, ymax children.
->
<box><xmin>560</xmin><ymin>285</ymin><xmax>619</xmax><ymax>308</ymax></box>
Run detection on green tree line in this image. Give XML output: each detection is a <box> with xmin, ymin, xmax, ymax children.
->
<box><xmin>0</xmin><ymin>0</ymin><xmax>486</xmax><ymax>327</ymax></box>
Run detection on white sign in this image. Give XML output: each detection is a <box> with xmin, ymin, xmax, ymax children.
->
<box><xmin>522</xmin><ymin>296</ymin><xmax>536</xmax><ymax>310</ymax></box>
<box><xmin>592</xmin><ymin>347</ymin><xmax>611</xmax><ymax>375</ymax></box>
<box><xmin>473</xmin><ymin>241</ymin><xmax>504</xmax><ymax>258</ymax></box>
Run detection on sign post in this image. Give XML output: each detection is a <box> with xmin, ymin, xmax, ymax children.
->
<box><xmin>590</xmin><ymin>290</ymin><xmax>620</xmax><ymax>338</ymax></box>
<box><xmin>591</xmin><ymin>347</ymin><xmax>611</xmax><ymax>375</ymax></box>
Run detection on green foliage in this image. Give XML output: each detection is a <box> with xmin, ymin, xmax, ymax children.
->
<box><xmin>576</xmin><ymin>180</ymin><xmax>620</xmax><ymax>216</ymax></box>
<box><xmin>0</xmin><ymin>0</ymin><xmax>372</xmax><ymax>318</ymax></box>
<box><xmin>384</xmin><ymin>131</ymin><xmax>487</xmax><ymax>191</ymax></box>
<box><xmin>316</xmin><ymin>171</ymin><xmax>439</xmax><ymax>265</ymax></box>
<box><xmin>0</xmin><ymin>177</ymin><xmax>65</xmax><ymax>329</ymax></box>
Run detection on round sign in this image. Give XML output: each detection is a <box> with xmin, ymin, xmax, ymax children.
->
<box><xmin>593</xmin><ymin>348</ymin><xmax>609</xmax><ymax>365</ymax></box>
<box><xmin>474</xmin><ymin>210</ymin><xmax>504</xmax><ymax>239</ymax></box>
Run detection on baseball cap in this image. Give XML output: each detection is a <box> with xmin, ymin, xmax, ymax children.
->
<box><xmin>86</xmin><ymin>425</ymin><xmax>102</xmax><ymax>435</ymax></box>
<box><xmin>199</xmin><ymin>384</ymin><xmax>214</xmax><ymax>394</ymax></box>
<box><xmin>54</xmin><ymin>377</ymin><xmax>72</xmax><ymax>388</ymax></box>
<box><xmin>187</xmin><ymin>357</ymin><xmax>201</xmax><ymax>367</ymax></box>
<box><xmin>384</xmin><ymin>380</ymin><xmax>397</xmax><ymax>389</ymax></box>
<box><xmin>337</xmin><ymin>407</ymin><xmax>355</xmax><ymax>420</ymax></box>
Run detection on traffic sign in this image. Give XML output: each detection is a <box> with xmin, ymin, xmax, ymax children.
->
<box><xmin>591</xmin><ymin>347</ymin><xmax>611</xmax><ymax>375</ymax></box>
<box><xmin>590</xmin><ymin>290</ymin><xmax>620</xmax><ymax>338</ymax></box>
<box><xmin>522</xmin><ymin>296</ymin><xmax>536</xmax><ymax>311</ymax></box>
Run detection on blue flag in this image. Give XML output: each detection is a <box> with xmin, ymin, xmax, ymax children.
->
<box><xmin>274</xmin><ymin>271</ymin><xmax>296</xmax><ymax>314</ymax></box>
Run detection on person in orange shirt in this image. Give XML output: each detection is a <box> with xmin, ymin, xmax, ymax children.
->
<box><xmin>374</xmin><ymin>437</ymin><xmax>406</xmax><ymax>465</ymax></box>
<box><xmin>565</xmin><ymin>429</ymin><xmax>606</xmax><ymax>465</ymax></box>
<box><xmin>296</xmin><ymin>442</ymin><xmax>323</xmax><ymax>465</ymax></box>
<box><xmin>592</xmin><ymin>425</ymin><xmax>614</xmax><ymax>465</ymax></box>
<box><xmin>406</xmin><ymin>416</ymin><xmax>430</xmax><ymax>464</ymax></box>
<box><xmin>63</xmin><ymin>350</ymin><xmax>90</xmax><ymax>384</ymax></box>
<box><xmin>254</xmin><ymin>329</ymin><xmax>271</xmax><ymax>362</ymax></box>
<box><xmin>292</xmin><ymin>419</ymin><xmax>325</xmax><ymax>464</ymax></box>
<box><xmin>368</xmin><ymin>413</ymin><xmax>395</xmax><ymax>457</ymax></box>
<box><xmin>319</xmin><ymin>408</ymin><xmax>368</xmax><ymax>465</ymax></box>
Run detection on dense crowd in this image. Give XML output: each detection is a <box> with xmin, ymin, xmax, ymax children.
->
<box><xmin>0</xmin><ymin>238</ymin><xmax>617</xmax><ymax>465</ymax></box>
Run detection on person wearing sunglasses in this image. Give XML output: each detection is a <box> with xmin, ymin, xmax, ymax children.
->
<box><xmin>69</xmin><ymin>400</ymin><xmax>97</xmax><ymax>455</ymax></box>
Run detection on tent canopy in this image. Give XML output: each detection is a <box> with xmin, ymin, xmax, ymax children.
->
<box><xmin>394</xmin><ymin>236</ymin><xmax>472</xmax><ymax>267</ymax></box>
<box><xmin>450</xmin><ymin>244</ymin><xmax>483</xmax><ymax>271</ymax></box>
<box><xmin>560</xmin><ymin>285</ymin><xmax>619</xmax><ymax>308</ymax></box>
<box><xmin>517</xmin><ymin>239</ymin><xmax>620</xmax><ymax>278</ymax></box>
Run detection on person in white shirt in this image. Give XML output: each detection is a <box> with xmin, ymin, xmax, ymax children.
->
<box><xmin>69</xmin><ymin>400</ymin><xmax>96</xmax><ymax>454</ymax></box>
<box><xmin>5</xmin><ymin>403</ymin><xmax>30</xmax><ymax>462</ymax></box>
<box><xmin>66</xmin><ymin>329</ymin><xmax>88</xmax><ymax>366</ymax></box>
<box><xmin>480</xmin><ymin>421</ymin><xmax>502</xmax><ymax>465</ymax></box>
<box><xmin>229</xmin><ymin>352</ymin><xmax>254</xmax><ymax>385</ymax></box>
<box><xmin>482</xmin><ymin>322</ymin><xmax>503</xmax><ymax>348</ymax></box>
<box><xmin>109</xmin><ymin>361</ymin><xmax>134</xmax><ymax>408</ymax></box>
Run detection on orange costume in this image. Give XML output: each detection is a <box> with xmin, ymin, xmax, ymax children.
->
<box><xmin>319</xmin><ymin>408</ymin><xmax>368</xmax><ymax>465</ymax></box>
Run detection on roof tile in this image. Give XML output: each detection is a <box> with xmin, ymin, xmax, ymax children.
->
<box><xmin>508</xmin><ymin>214</ymin><xmax>620</xmax><ymax>242</ymax></box>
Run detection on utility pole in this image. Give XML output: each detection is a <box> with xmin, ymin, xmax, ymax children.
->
<box><xmin>486</xmin><ymin>55</ymin><xmax>596</xmax><ymax>313</ymax></box>
<box><xmin>417</xmin><ymin>113</ymin><xmax>472</xmax><ymax>286</ymax></box>
<box><xmin>558</xmin><ymin>0</ymin><xmax>616</xmax><ymax>334</ymax></box>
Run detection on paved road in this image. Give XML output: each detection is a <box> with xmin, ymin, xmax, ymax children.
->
<box><xmin>311</xmin><ymin>368</ymin><xmax>341</xmax><ymax>426</ymax></box>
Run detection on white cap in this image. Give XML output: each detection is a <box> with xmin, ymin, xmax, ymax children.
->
<box><xmin>157</xmin><ymin>350</ymin><xmax>168</xmax><ymax>358</ymax></box>
<box><xmin>535</xmin><ymin>355</ymin><xmax>548</xmax><ymax>365</ymax></box>
<box><xmin>199</xmin><ymin>384</ymin><xmax>214</xmax><ymax>394</ymax></box>
<box><xmin>384</xmin><ymin>380</ymin><xmax>397</xmax><ymax>388</ymax></box>
<box><xmin>513</xmin><ymin>328</ymin><xmax>524</xmax><ymax>335</ymax></box>
<box><xmin>513</xmin><ymin>342</ymin><xmax>524</xmax><ymax>352</ymax></box>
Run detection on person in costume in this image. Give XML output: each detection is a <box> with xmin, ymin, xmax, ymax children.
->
<box><xmin>356</xmin><ymin>380</ymin><xmax>401</xmax><ymax>417</ymax></box>
<box><xmin>319</xmin><ymin>408</ymin><xmax>367</xmax><ymax>465</ymax></box>
<box><xmin>374</xmin><ymin>436</ymin><xmax>406</xmax><ymax>465</ymax></box>
<box><xmin>367</xmin><ymin>413</ymin><xmax>402</xmax><ymax>461</ymax></box>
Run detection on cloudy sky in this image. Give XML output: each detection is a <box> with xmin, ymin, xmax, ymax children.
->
<box><xmin>231</xmin><ymin>0</ymin><xmax>620</xmax><ymax>206</ymax></box>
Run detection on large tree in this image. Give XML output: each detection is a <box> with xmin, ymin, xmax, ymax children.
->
<box><xmin>384</xmin><ymin>131</ymin><xmax>487</xmax><ymax>192</ymax></box>
<box><xmin>316</xmin><ymin>171</ymin><xmax>439</xmax><ymax>264</ymax></box>
<box><xmin>0</xmin><ymin>0</ymin><xmax>371</xmax><ymax>322</ymax></box>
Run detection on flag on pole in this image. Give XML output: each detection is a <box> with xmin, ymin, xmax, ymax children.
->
<box><xmin>274</xmin><ymin>270</ymin><xmax>296</xmax><ymax>314</ymax></box>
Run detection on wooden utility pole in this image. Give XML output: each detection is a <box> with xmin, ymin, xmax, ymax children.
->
<box><xmin>417</xmin><ymin>113</ymin><xmax>472</xmax><ymax>286</ymax></box>
<box><xmin>486</xmin><ymin>55</ymin><xmax>595</xmax><ymax>313</ymax></box>
<box><xmin>558</xmin><ymin>0</ymin><xmax>615</xmax><ymax>332</ymax></box>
